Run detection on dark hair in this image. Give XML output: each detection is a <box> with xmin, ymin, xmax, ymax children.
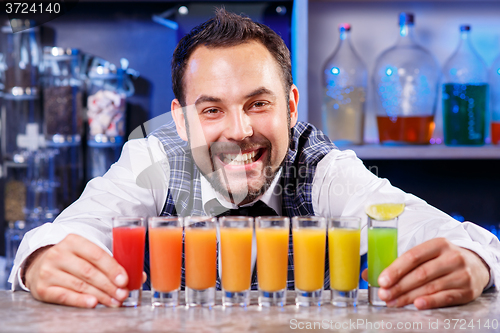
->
<box><xmin>171</xmin><ymin>8</ymin><xmax>293</xmax><ymax>106</ymax></box>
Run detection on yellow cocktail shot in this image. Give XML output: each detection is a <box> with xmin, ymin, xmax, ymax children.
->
<box><xmin>328</xmin><ymin>217</ymin><xmax>361</xmax><ymax>307</ymax></box>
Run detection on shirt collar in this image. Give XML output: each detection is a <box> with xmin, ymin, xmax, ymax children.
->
<box><xmin>201</xmin><ymin>168</ymin><xmax>282</xmax><ymax>215</ymax></box>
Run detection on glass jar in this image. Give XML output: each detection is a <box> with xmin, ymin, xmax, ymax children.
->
<box><xmin>322</xmin><ymin>23</ymin><xmax>367</xmax><ymax>145</ymax></box>
<box><xmin>42</xmin><ymin>47</ymin><xmax>83</xmax><ymax>141</ymax></box>
<box><xmin>489</xmin><ymin>54</ymin><xmax>500</xmax><ymax>145</ymax></box>
<box><xmin>373</xmin><ymin>13</ymin><xmax>440</xmax><ymax>144</ymax></box>
<box><xmin>42</xmin><ymin>47</ymin><xmax>84</xmax><ymax>208</ymax></box>
<box><xmin>3</xmin><ymin>149</ymin><xmax>58</xmax><ymax>228</ymax></box>
<box><xmin>1</xmin><ymin>20</ymin><xmax>43</xmax><ymax>160</ymax></box>
<box><xmin>442</xmin><ymin>25</ymin><xmax>488</xmax><ymax>146</ymax></box>
<box><xmin>86</xmin><ymin>57</ymin><xmax>135</xmax><ymax>180</ymax></box>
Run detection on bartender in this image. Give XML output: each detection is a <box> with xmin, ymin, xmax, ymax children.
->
<box><xmin>9</xmin><ymin>9</ymin><xmax>500</xmax><ymax>309</ymax></box>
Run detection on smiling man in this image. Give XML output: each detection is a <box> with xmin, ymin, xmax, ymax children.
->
<box><xmin>172</xmin><ymin>40</ymin><xmax>296</xmax><ymax>206</ymax></box>
<box><xmin>10</xmin><ymin>9</ymin><xmax>500</xmax><ymax>310</ymax></box>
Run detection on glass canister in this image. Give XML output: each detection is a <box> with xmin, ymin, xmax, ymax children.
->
<box><xmin>1</xmin><ymin>20</ymin><xmax>43</xmax><ymax>161</ymax></box>
<box><xmin>86</xmin><ymin>57</ymin><xmax>135</xmax><ymax>180</ymax></box>
<box><xmin>42</xmin><ymin>47</ymin><xmax>83</xmax><ymax>142</ymax></box>
<box><xmin>489</xmin><ymin>54</ymin><xmax>500</xmax><ymax>145</ymax></box>
<box><xmin>42</xmin><ymin>47</ymin><xmax>84</xmax><ymax>208</ymax></box>
<box><xmin>442</xmin><ymin>25</ymin><xmax>488</xmax><ymax>146</ymax></box>
<box><xmin>4</xmin><ymin>148</ymin><xmax>58</xmax><ymax>278</ymax></box>
<box><xmin>1</xmin><ymin>20</ymin><xmax>46</xmax><ymax>238</ymax></box>
<box><xmin>373</xmin><ymin>13</ymin><xmax>440</xmax><ymax>144</ymax></box>
<box><xmin>322</xmin><ymin>23</ymin><xmax>367</xmax><ymax>145</ymax></box>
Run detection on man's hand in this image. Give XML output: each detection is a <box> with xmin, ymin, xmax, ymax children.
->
<box><xmin>24</xmin><ymin>234</ymin><xmax>130</xmax><ymax>308</ymax></box>
<box><xmin>362</xmin><ymin>238</ymin><xmax>490</xmax><ymax>310</ymax></box>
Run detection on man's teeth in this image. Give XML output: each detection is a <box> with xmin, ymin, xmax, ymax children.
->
<box><xmin>223</xmin><ymin>150</ymin><xmax>258</xmax><ymax>165</ymax></box>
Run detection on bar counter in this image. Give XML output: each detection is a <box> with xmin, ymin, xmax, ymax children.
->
<box><xmin>1</xmin><ymin>289</ymin><xmax>499</xmax><ymax>332</ymax></box>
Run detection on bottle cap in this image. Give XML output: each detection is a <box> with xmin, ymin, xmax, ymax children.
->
<box><xmin>399</xmin><ymin>12</ymin><xmax>414</xmax><ymax>26</ymax></box>
<box><xmin>338</xmin><ymin>23</ymin><xmax>351</xmax><ymax>32</ymax></box>
<box><xmin>460</xmin><ymin>25</ymin><xmax>471</xmax><ymax>31</ymax></box>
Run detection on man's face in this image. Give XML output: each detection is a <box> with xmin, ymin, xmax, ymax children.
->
<box><xmin>172</xmin><ymin>41</ymin><xmax>298</xmax><ymax>204</ymax></box>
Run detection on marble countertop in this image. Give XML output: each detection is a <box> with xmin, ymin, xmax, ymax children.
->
<box><xmin>1</xmin><ymin>289</ymin><xmax>499</xmax><ymax>333</ymax></box>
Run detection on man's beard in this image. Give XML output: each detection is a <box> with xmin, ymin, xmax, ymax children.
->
<box><xmin>191</xmin><ymin>138</ymin><xmax>285</xmax><ymax>205</ymax></box>
<box><xmin>184</xmin><ymin>103</ymin><xmax>291</xmax><ymax>204</ymax></box>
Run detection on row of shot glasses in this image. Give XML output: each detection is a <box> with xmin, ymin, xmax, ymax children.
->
<box><xmin>112</xmin><ymin>215</ymin><xmax>397</xmax><ymax>308</ymax></box>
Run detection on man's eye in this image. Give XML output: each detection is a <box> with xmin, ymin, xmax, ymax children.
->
<box><xmin>252</xmin><ymin>101</ymin><xmax>268</xmax><ymax>108</ymax></box>
<box><xmin>203</xmin><ymin>108</ymin><xmax>220</xmax><ymax>114</ymax></box>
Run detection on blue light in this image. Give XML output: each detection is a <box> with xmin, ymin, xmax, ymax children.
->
<box><xmin>497</xmin><ymin>68</ymin><xmax>500</xmax><ymax>75</ymax></box>
<box><xmin>333</xmin><ymin>104</ymin><xmax>339</xmax><ymax>110</ymax></box>
<box><xmin>450</xmin><ymin>68</ymin><xmax>458</xmax><ymax>76</ymax></box>
<box><xmin>386</xmin><ymin>68</ymin><xmax>393</xmax><ymax>76</ymax></box>
<box><xmin>331</xmin><ymin>67</ymin><xmax>340</xmax><ymax>75</ymax></box>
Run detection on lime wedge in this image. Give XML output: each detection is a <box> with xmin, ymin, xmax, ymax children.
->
<box><xmin>365</xmin><ymin>203</ymin><xmax>405</xmax><ymax>220</ymax></box>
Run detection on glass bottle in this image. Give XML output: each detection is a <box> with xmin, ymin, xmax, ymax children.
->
<box><xmin>322</xmin><ymin>23</ymin><xmax>367</xmax><ymax>145</ymax></box>
<box><xmin>373</xmin><ymin>13</ymin><xmax>440</xmax><ymax>144</ymax></box>
<box><xmin>489</xmin><ymin>54</ymin><xmax>500</xmax><ymax>145</ymax></box>
<box><xmin>442</xmin><ymin>25</ymin><xmax>488</xmax><ymax>146</ymax></box>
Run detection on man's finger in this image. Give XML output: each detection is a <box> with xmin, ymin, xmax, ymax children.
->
<box><xmin>379</xmin><ymin>238</ymin><xmax>448</xmax><ymax>288</ymax></box>
<box><xmin>379</xmin><ymin>252</ymin><xmax>454</xmax><ymax>301</ymax></box>
<box><xmin>43</xmin><ymin>286</ymin><xmax>99</xmax><ymax>308</ymax></box>
<box><xmin>60</xmin><ymin>234</ymin><xmax>128</xmax><ymax>288</ymax></box>
<box><xmin>50</xmin><ymin>270</ymin><xmax>122</xmax><ymax>308</ymax></box>
<box><xmin>384</xmin><ymin>272</ymin><xmax>467</xmax><ymax>308</ymax></box>
<box><xmin>413</xmin><ymin>289</ymin><xmax>471</xmax><ymax>310</ymax></box>
<box><xmin>361</xmin><ymin>268</ymin><xmax>368</xmax><ymax>281</ymax></box>
<box><xmin>53</xmin><ymin>251</ymin><xmax>128</xmax><ymax>302</ymax></box>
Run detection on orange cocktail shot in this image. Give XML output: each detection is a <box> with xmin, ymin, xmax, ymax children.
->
<box><xmin>148</xmin><ymin>216</ymin><xmax>183</xmax><ymax>307</ymax></box>
<box><xmin>256</xmin><ymin>217</ymin><xmax>289</xmax><ymax>307</ymax></box>
<box><xmin>219</xmin><ymin>216</ymin><xmax>254</xmax><ymax>307</ymax></box>
<box><xmin>292</xmin><ymin>216</ymin><xmax>327</xmax><ymax>307</ymax></box>
<box><xmin>184</xmin><ymin>216</ymin><xmax>217</xmax><ymax>307</ymax></box>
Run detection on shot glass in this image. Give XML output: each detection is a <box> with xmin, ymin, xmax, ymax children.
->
<box><xmin>219</xmin><ymin>216</ymin><xmax>254</xmax><ymax>307</ymax></box>
<box><xmin>148</xmin><ymin>216</ymin><xmax>183</xmax><ymax>307</ymax></box>
<box><xmin>185</xmin><ymin>216</ymin><xmax>217</xmax><ymax>307</ymax></box>
<box><xmin>368</xmin><ymin>216</ymin><xmax>398</xmax><ymax>306</ymax></box>
<box><xmin>328</xmin><ymin>217</ymin><xmax>361</xmax><ymax>307</ymax></box>
<box><xmin>255</xmin><ymin>216</ymin><xmax>289</xmax><ymax>307</ymax></box>
<box><xmin>292</xmin><ymin>216</ymin><xmax>327</xmax><ymax>306</ymax></box>
<box><xmin>112</xmin><ymin>216</ymin><xmax>146</xmax><ymax>307</ymax></box>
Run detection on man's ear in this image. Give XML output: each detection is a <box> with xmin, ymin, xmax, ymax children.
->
<box><xmin>289</xmin><ymin>84</ymin><xmax>299</xmax><ymax>128</ymax></box>
<box><xmin>171</xmin><ymin>99</ymin><xmax>188</xmax><ymax>141</ymax></box>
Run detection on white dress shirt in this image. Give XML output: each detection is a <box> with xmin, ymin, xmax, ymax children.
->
<box><xmin>9</xmin><ymin>135</ymin><xmax>500</xmax><ymax>292</ymax></box>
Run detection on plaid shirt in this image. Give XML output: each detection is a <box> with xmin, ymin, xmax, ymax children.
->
<box><xmin>144</xmin><ymin>121</ymin><xmax>337</xmax><ymax>290</ymax></box>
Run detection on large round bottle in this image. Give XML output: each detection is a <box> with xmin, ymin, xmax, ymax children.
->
<box><xmin>442</xmin><ymin>25</ymin><xmax>488</xmax><ymax>146</ymax></box>
<box><xmin>373</xmin><ymin>13</ymin><xmax>440</xmax><ymax>144</ymax></box>
<box><xmin>322</xmin><ymin>23</ymin><xmax>367</xmax><ymax>145</ymax></box>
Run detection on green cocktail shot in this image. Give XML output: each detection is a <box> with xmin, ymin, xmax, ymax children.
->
<box><xmin>368</xmin><ymin>227</ymin><xmax>398</xmax><ymax>287</ymax></box>
<box><xmin>365</xmin><ymin>202</ymin><xmax>403</xmax><ymax>306</ymax></box>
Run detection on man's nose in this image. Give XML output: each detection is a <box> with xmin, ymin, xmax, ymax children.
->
<box><xmin>224</xmin><ymin>111</ymin><xmax>253</xmax><ymax>141</ymax></box>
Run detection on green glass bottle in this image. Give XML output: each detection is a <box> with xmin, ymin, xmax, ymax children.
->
<box><xmin>442</xmin><ymin>25</ymin><xmax>488</xmax><ymax>146</ymax></box>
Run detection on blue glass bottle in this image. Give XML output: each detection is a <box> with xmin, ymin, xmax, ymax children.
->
<box><xmin>373</xmin><ymin>13</ymin><xmax>440</xmax><ymax>144</ymax></box>
<box><xmin>442</xmin><ymin>25</ymin><xmax>488</xmax><ymax>146</ymax></box>
<box><xmin>322</xmin><ymin>23</ymin><xmax>367</xmax><ymax>145</ymax></box>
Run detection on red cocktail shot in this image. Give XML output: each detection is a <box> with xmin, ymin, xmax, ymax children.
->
<box><xmin>112</xmin><ymin>217</ymin><xmax>146</xmax><ymax>306</ymax></box>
